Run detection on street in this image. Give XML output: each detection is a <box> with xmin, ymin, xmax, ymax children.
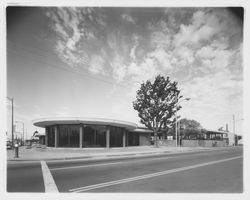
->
<box><xmin>7</xmin><ymin>147</ymin><xmax>243</xmax><ymax>193</ymax></box>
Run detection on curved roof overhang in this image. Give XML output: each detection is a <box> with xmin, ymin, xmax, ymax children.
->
<box><xmin>33</xmin><ymin>117</ymin><xmax>138</xmax><ymax>131</ymax></box>
<box><xmin>132</xmin><ymin>127</ymin><xmax>153</xmax><ymax>133</ymax></box>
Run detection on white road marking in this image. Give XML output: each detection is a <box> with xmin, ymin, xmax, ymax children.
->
<box><xmin>69</xmin><ymin>156</ymin><xmax>242</xmax><ymax>193</ymax></box>
<box><xmin>50</xmin><ymin>156</ymin><xmax>173</xmax><ymax>171</ymax></box>
<box><xmin>40</xmin><ymin>161</ymin><xmax>59</xmax><ymax>193</ymax></box>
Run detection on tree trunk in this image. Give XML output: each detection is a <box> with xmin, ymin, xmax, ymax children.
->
<box><xmin>154</xmin><ymin>131</ymin><xmax>158</xmax><ymax>148</ymax></box>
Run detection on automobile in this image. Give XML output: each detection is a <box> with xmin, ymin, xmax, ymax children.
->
<box><xmin>6</xmin><ymin>141</ymin><xmax>12</xmax><ymax>149</ymax></box>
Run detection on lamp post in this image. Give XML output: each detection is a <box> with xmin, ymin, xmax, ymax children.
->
<box><xmin>7</xmin><ymin>97</ymin><xmax>14</xmax><ymax>148</ymax></box>
<box><xmin>15</xmin><ymin>121</ymin><xmax>24</xmax><ymax>146</ymax></box>
<box><xmin>232</xmin><ymin>115</ymin><xmax>243</xmax><ymax>145</ymax></box>
<box><xmin>175</xmin><ymin>96</ymin><xmax>190</xmax><ymax>147</ymax></box>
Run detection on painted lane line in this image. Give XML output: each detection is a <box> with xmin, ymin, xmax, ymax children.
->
<box><xmin>40</xmin><ymin>161</ymin><xmax>59</xmax><ymax>193</ymax></box>
<box><xmin>69</xmin><ymin>156</ymin><xmax>242</xmax><ymax>193</ymax></box>
<box><xmin>50</xmin><ymin>157</ymin><xmax>173</xmax><ymax>171</ymax></box>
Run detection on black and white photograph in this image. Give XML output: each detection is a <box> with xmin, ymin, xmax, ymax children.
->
<box><xmin>1</xmin><ymin>0</ymin><xmax>248</xmax><ymax>198</ymax></box>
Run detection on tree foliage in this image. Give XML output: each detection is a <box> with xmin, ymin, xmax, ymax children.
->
<box><xmin>133</xmin><ymin>75</ymin><xmax>182</xmax><ymax>146</ymax></box>
<box><xmin>179</xmin><ymin>118</ymin><xmax>202</xmax><ymax>130</ymax></box>
<box><xmin>179</xmin><ymin>118</ymin><xmax>204</xmax><ymax>139</ymax></box>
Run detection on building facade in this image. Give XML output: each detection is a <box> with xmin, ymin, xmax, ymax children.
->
<box><xmin>33</xmin><ymin>117</ymin><xmax>152</xmax><ymax>148</ymax></box>
<box><xmin>33</xmin><ymin>117</ymin><xmax>235</xmax><ymax>148</ymax></box>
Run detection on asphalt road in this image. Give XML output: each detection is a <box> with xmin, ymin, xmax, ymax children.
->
<box><xmin>7</xmin><ymin>147</ymin><xmax>243</xmax><ymax>193</ymax></box>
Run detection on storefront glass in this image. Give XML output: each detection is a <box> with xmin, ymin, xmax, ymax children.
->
<box><xmin>110</xmin><ymin>126</ymin><xmax>123</xmax><ymax>147</ymax></box>
<box><xmin>58</xmin><ymin>125</ymin><xmax>80</xmax><ymax>147</ymax></box>
<box><xmin>47</xmin><ymin>126</ymin><xmax>55</xmax><ymax>147</ymax></box>
<box><xmin>83</xmin><ymin>125</ymin><xmax>106</xmax><ymax>147</ymax></box>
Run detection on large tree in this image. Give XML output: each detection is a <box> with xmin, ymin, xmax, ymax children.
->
<box><xmin>133</xmin><ymin>75</ymin><xmax>182</xmax><ymax>147</ymax></box>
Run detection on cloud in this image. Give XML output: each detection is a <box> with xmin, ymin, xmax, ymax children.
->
<box><xmin>150</xmin><ymin>31</ymin><xmax>172</xmax><ymax>49</ymax></box>
<box><xmin>147</xmin><ymin>48</ymin><xmax>173</xmax><ymax>70</ymax></box>
<box><xmin>173</xmin><ymin>9</ymin><xmax>234</xmax><ymax>49</ymax></box>
<box><xmin>196</xmin><ymin>46</ymin><xmax>216</xmax><ymax>59</ymax></box>
<box><xmin>43</xmin><ymin>8</ymin><xmax>243</xmax><ymax>130</ymax></box>
<box><xmin>129</xmin><ymin>35</ymin><xmax>139</xmax><ymax>60</ymax></box>
<box><xmin>121</xmin><ymin>14</ymin><xmax>136</xmax><ymax>24</ymax></box>
<box><xmin>89</xmin><ymin>55</ymin><xmax>105</xmax><ymax>74</ymax></box>
<box><xmin>45</xmin><ymin>7</ymin><xmax>106</xmax><ymax>74</ymax></box>
<box><xmin>174</xmin><ymin>46</ymin><xmax>195</xmax><ymax>64</ymax></box>
<box><xmin>109</xmin><ymin>53</ymin><xmax>127</xmax><ymax>82</ymax></box>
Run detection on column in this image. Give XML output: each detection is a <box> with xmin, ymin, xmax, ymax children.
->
<box><xmin>45</xmin><ymin>127</ymin><xmax>48</xmax><ymax>146</ymax></box>
<box><xmin>79</xmin><ymin>126</ymin><xmax>83</xmax><ymax>148</ymax></box>
<box><xmin>106</xmin><ymin>126</ymin><xmax>110</xmax><ymax>148</ymax></box>
<box><xmin>123</xmin><ymin>129</ymin><xmax>126</xmax><ymax>147</ymax></box>
<box><xmin>54</xmin><ymin>126</ymin><xmax>58</xmax><ymax>148</ymax></box>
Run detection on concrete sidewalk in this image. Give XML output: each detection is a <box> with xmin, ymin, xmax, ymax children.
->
<box><xmin>6</xmin><ymin>144</ymin><xmax>225</xmax><ymax>162</ymax></box>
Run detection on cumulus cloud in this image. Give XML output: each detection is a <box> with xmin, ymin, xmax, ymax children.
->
<box><xmin>44</xmin><ymin>7</ymin><xmax>243</xmax><ymax>129</ymax></box>
<box><xmin>45</xmin><ymin>7</ymin><xmax>106</xmax><ymax>73</ymax></box>
<box><xmin>89</xmin><ymin>55</ymin><xmax>105</xmax><ymax>74</ymax></box>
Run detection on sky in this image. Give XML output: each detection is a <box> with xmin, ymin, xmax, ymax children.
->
<box><xmin>6</xmin><ymin>6</ymin><xmax>243</xmax><ymax>139</ymax></box>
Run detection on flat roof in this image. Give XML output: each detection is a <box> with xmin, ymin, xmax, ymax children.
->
<box><xmin>205</xmin><ymin>129</ymin><xmax>232</xmax><ymax>134</ymax></box>
<box><xmin>33</xmin><ymin>117</ymin><xmax>138</xmax><ymax>130</ymax></box>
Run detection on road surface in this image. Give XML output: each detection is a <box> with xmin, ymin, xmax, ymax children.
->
<box><xmin>7</xmin><ymin>147</ymin><xmax>243</xmax><ymax>193</ymax></box>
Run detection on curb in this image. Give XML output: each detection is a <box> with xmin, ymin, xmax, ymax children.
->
<box><xmin>7</xmin><ymin>148</ymin><xmax>216</xmax><ymax>162</ymax></box>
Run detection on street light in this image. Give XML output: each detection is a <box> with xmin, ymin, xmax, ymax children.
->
<box><xmin>175</xmin><ymin>96</ymin><xmax>190</xmax><ymax>147</ymax></box>
<box><xmin>232</xmin><ymin>115</ymin><xmax>243</xmax><ymax>145</ymax></box>
<box><xmin>15</xmin><ymin>121</ymin><xmax>24</xmax><ymax>146</ymax></box>
<box><xmin>7</xmin><ymin>97</ymin><xmax>14</xmax><ymax>148</ymax></box>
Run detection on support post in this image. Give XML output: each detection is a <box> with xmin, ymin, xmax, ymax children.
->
<box><xmin>123</xmin><ymin>129</ymin><xmax>126</xmax><ymax>147</ymax></box>
<box><xmin>79</xmin><ymin>126</ymin><xmax>83</xmax><ymax>148</ymax></box>
<box><xmin>106</xmin><ymin>126</ymin><xmax>110</xmax><ymax>148</ymax></box>
<box><xmin>54</xmin><ymin>126</ymin><xmax>58</xmax><ymax>148</ymax></box>
<box><xmin>45</xmin><ymin>127</ymin><xmax>48</xmax><ymax>146</ymax></box>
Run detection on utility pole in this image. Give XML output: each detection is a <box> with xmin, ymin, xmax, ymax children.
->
<box><xmin>7</xmin><ymin>97</ymin><xmax>14</xmax><ymax>148</ymax></box>
<box><xmin>175</xmin><ymin>94</ymin><xmax>190</xmax><ymax>147</ymax></box>
<box><xmin>15</xmin><ymin>121</ymin><xmax>24</xmax><ymax>146</ymax></box>
<box><xmin>232</xmin><ymin>115</ymin><xmax>244</xmax><ymax>146</ymax></box>
<box><xmin>175</xmin><ymin>93</ymin><xmax>178</xmax><ymax>147</ymax></box>
<box><xmin>233</xmin><ymin>114</ymin><xmax>235</xmax><ymax>135</ymax></box>
<box><xmin>233</xmin><ymin>114</ymin><xmax>235</xmax><ymax>146</ymax></box>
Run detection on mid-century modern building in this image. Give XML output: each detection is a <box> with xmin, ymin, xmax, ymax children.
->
<box><xmin>33</xmin><ymin>117</ymin><xmax>235</xmax><ymax>148</ymax></box>
<box><xmin>33</xmin><ymin>117</ymin><xmax>153</xmax><ymax>148</ymax></box>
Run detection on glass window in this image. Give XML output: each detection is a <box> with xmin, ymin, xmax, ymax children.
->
<box><xmin>95</xmin><ymin>125</ymin><xmax>106</xmax><ymax>147</ymax></box>
<box><xmin>58</xmin><ymin>125</ymin><xmax>68</xmax><ymax>147</ymax></box>
<box><xmin>69</xmin><ymin>125</ymin><xmax>80</xmax><ymax>147</ymax></box>
<box><xmin>58</xmin><ymin>125</ymin><xmax>80</xmax><ymax>147</ymax></box>
<box><xmin>47</xmin><ymin>126</ymin><xmax>55</xmax><ymax>147</ymax></box>
<box><xmin>82</xmin><ymin>125</ymin><xmax>107</xmax><ymax>147</ymax></box>
<box><xmin>110</xmin><ymin>126</ymin><xmax>123</xmax><ymax>147</ymax></box>
<box><xmin>83</xmin><ymin>125</ymin><xmax>95</xmax><ymax>147</ymax></box>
